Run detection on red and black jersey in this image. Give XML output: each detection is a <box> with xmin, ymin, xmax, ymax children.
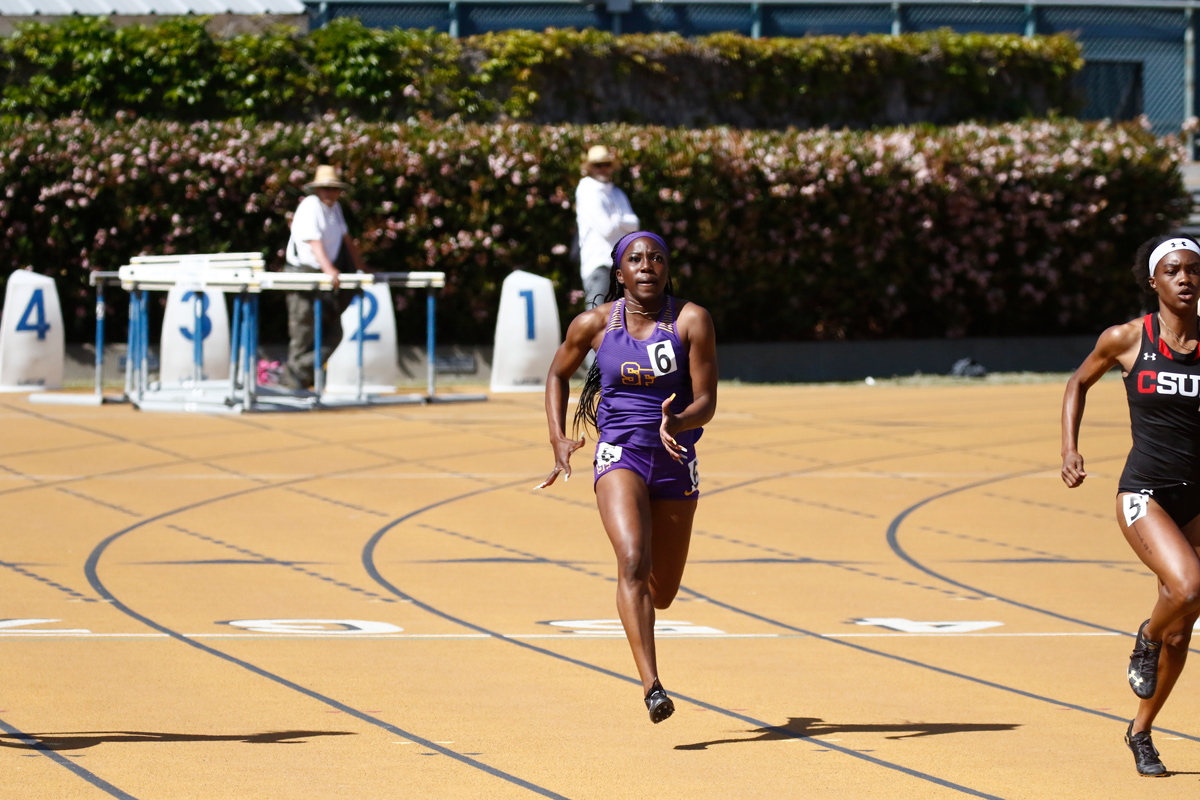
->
<box><xmin>1120</xmin><ymin>314</ymin><xmax>1200</xmax><ymax>488</ymax></box>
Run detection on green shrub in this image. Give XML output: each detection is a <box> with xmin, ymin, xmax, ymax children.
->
<box><xmin>0</xmin><ymin>117</ymin><xmax>1184</xmax><ymax>345</ymax></box>
<box><xmin>0</xmin><ymin>19</ymin><xmax>1082</xmax><ymax>126</ymax></box>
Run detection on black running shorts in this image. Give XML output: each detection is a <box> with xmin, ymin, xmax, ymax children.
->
<box><xmin>1117</xmin><ymin>483</ymin><xmax>1200</xmax><ymax>530</ymax></box>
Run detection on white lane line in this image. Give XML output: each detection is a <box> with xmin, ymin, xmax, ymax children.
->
<box><xmin>823</xmin><ymin>632</ymin><xmax>1122</xmax><ymax>638</ymax></box>
<box><xmin>0</xmin><ymin>631</ymin><xmax>1124</xmax><ymax>640</ymax></box>
<box><xmin>507</xmin><ymin>633</ymin><xmax>780</xmax><ymax>639</ymax></box>
<box><xmin>0</xmin><ymin>471</ymin><xmax>1057</xmax><ymax>481</ymax></box>
<box><xmin>0</xmin><ymin>474</ymin><xmax>537</xmax><ymax>481</ymax></box>
<box><xmin>0</xmin><ymin>632</ymin><xmax>780</xmax><ymax>640</ymax></box>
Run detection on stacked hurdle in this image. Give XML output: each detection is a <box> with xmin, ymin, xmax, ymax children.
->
<box><xmin>85</xmin><ymin>253</ymin><xmax>484</xmax><ymax>413</ymax></box>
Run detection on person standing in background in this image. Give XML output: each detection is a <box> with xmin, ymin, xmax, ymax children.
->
<box><xmin>282</xmin><ymin>165</ymin><xmax>367</xmax><ymax>390</ymax></box>
<box><xmin>576</xmin><ymin>146</ymin><xmax>640</xmax><ymax>310</ymax></box>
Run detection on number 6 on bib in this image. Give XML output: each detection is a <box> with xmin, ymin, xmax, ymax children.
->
<box><xmin>648</xmin><ymin>341</ymin><xmax>677</xmax><ymax>377</ymax></box>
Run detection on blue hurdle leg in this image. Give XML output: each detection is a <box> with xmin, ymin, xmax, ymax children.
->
<box><xmin>193</xmin><ymin>291</ymin><xmax>204</xmax><ymax>384</ymax></box>
<box><xmin>426</xmin><ymin>288</ymin><xmax>436</xmax><ymax>398</ymax></box>
<box><xmin>314</xmin><ymin>292</ymin><xmax>323</xmax><ymax>401</ymax></box>
<box><xmin>247</xmin><ymin>294</ymin><xmax>259</xmax><ymax>405</ymax></box>
<box><xmin>124</xmin><ymin>290</ymin><xmax>136</xmax><ymax>399</ymax></box>
<box><xmin>228</xmin><ymin>293</ymin><xmax>242</xmax><ymax>403</ymax></box>
<box><xmin>140</xmin><ymin>290</ymin><xmax>150</xmax><ymax>399</ymax></box>
<box><xmin>357</xmin><ymin>288</ymin><xmax>365</xmax><ymax>401</ymax></box>
<box><xmin>94</xmin><ymin>281</ymin><xmax>105</xmax><ymax>398</ymax></box>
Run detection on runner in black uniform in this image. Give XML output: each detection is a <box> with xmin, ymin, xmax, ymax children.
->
<box><xmin>1062</xmin><ymin>234</ymin><xmax>1200</xmax><ymax>777</ymax></box>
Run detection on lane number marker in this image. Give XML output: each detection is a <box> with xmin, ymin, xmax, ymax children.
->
<box><xmin>222</xmin><ymin>619</ymin><xmax>403</xmax><ymax>634</ymax></box>
<box><xmin>0</xmin><ymin>618</ymin><xmax>91</xmax><ymax>634</ymax></box>
<box><xmin>854</xmin><ymin>618</ymin><xmax>1003</xmax><ymax>634</ymax></box>
<box><xmin>546</xmin><ymin>619</ymin><xmax>726</xmax><ymax>636</ymax></box>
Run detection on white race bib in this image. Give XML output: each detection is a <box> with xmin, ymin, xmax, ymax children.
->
<box><xmin>596</xmin><ymin>443</ymin><xmax>623</xmax><ymax>468</ymax></box>
<box><xmin>648</xmin><ymin>340</ymin><xmax>677</xmax><ymax>377</ymax></box>
<box><xmin>1122</xmin><ymin>492</ymin><xmax>1151</xmax><ymax>527</ymax></box>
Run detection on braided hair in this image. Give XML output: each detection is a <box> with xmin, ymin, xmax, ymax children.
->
<box><xmin>572</xmin><ymin>239</ymin><xmax>675</xmax><ymax>436</ymax></box>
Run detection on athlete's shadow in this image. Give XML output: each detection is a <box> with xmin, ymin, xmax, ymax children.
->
<box><xmin>0</xmin><ymin>730</ymin><xmax>354</xmax><ymax>751</ymax></box>
<box><xmin>676</xmin><ymin>717</ymin><xmax>1019</xmax><ymax>751</ymax></box>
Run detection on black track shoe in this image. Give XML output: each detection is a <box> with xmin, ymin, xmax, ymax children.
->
<box><xmin>1126</xmin><ymin>720</ymin><xmax>1168</xmax><ymax>777</ymax></box>
<box><xmin>645</xmin><ymin>679</ymin><xmax>675</xmax><ymax>724</ymax></box>
<box><xmin>1128</xmin><ymin>619</ymin><xmax>1162</xmax><ymax>699</ymax></box>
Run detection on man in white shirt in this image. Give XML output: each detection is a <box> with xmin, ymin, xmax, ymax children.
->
<box><xmin>575</xmin><ymin>145</ymin><xmax>639</xmax><ymax>309</ymax></box>
<box><xmin>282</xmin><ymin>165</ymin><xmax>367</xmax><ymax>389</ymax></box>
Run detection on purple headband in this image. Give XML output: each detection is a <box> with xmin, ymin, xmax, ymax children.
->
<box><xmin>613</xmin><ymin>231</ymin><xmax>669</xmax><ymax>266</ymax></box>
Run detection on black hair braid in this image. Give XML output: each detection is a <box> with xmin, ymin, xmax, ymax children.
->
<box><xmin>1134</xmin><ymin>234</ymin><xmax>1200</xmax><ymax>294</ymax></box>
<box><xmin>572</xmin><ymin>238</ymin><xmax>675</xmax><ymax>437</ymax></box>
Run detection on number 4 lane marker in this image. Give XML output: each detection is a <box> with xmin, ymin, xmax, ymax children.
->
<box><xmin>853</xmin><ymin>618</ymin><xmax>1004</xmax><ymax>634</ymax></box>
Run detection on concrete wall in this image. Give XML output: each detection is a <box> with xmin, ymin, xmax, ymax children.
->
<box><xmin>716</xmin><ymin>336</ymin><xmax>1099</xmax><ymax>383</ymax></box>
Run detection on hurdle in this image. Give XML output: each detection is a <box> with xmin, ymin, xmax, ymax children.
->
<box><xmin>67</xmin><ymin>255</ymin><xmax>486</xmax><ymax>413</ymax></box>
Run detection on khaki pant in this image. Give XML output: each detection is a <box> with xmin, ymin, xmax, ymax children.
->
<box><xmin>283</xmin><ymin>266</ymin><xmax>342</xmax><ymax>388</ymax></box>
<box><xmin>583</xmin><ymin>265</ymin><xmax>611</xmax><ymax>310</ymax></box>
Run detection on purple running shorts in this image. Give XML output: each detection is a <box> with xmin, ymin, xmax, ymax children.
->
<box><xmin>593</xmin><ymin>441</ymin><xmax>699</xmax><ymax>500</ymax></box>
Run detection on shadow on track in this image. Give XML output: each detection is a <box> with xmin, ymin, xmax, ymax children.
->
<box><xmin>676</xmin><ymin>717</ymin><xmax>1019</xmax><ymax>750</ymax></box>
<box><xmin>0</xmin><ymin>730</ymin><xmax>355</xmax><ymax>751</ymax></box>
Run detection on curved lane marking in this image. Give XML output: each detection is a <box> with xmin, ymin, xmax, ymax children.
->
<box><xmin>369</xmin><ymin>462</ymin><xmax>1200</xmax><ymax>747</ymax></box>
<box><xmin>80</xmin><ymin>475</ymin><xmax>573</xmax><ymax>800</ymax></box>
<box><xmin>364</xmin><ymin>491</ymin><xmax>1007</xmax><ymax>799</ymax></box>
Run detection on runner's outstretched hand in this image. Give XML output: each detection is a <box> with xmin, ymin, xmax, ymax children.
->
<box><xmin>537</xmin><ymin>435</ymin><xmax>586</xmax><ymax>489</ymax></box>
<box><xmin>660</xmin><ymin>393</ymin><xmax>688</xmax><ymax>463</ymax></box>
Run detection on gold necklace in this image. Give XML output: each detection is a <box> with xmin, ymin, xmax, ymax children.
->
<box><xmin>623</xmin><ymin>300</ymin><xmax>662</xmax><ymax>318</ymax></box>
<box><xmin>1158</xmin><ymin>313</ymin><xmax>1197</xmax><ymax>348</ymax></box>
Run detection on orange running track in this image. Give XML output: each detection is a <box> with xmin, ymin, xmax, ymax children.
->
<box><xmin>1</xmin><ymin>377</ymin><xmax>1195</xmax><ymax>799</ymax></box>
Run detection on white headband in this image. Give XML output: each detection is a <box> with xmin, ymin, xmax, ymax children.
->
<box><xmin>1149</xmin><ymin>238</ymin><xmax>1200</xmax><ymax>278</ymax></box>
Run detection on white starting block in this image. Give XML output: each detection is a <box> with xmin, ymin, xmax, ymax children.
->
<box><xmin>30</xmin><ymin>253</ymin><xmax>484</xmax><ymax>413</ymax></box>
<box><xmin>0</xmin><ymin>270</ymin><xmax>65</xmax><ymax>393</ymax></box>
<box><xmin>490</xmin><ymin>270</ymin><xmax>561</xmax><ymax>393</ymax></box>
<box><xmin>150</xmin><ymin>256</ymin><xmax>249</xmax><ymax>387</ymax></box>
<box><xmin>324</xmin><ymin>283</ymin><xmax>404</xmax><ymax>395</ymax></box>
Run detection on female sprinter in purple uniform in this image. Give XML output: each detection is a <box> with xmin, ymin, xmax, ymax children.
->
<box><xmin>539</xmin><ymin>231</ymin><xmax>718</xmax><ymax>724</ymax></box>
<box><xmin>1062</xmin><ymin>235</ymin><xmax>1200</xmax><ymax>776</ymax></box>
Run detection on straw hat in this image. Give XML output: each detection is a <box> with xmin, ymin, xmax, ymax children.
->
<box><xmin>583</xmin><ymin>145</ymin><xmax>618</xmax><ymax>166</ymax></box>
<box><xmin>303</xmin><ymin>165</ymin><xmax>350</xmax><ymax>193</ymax></box>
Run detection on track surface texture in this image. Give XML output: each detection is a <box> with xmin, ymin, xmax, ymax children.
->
<box><xmin>1</xmin><ymin>378</ymin><xmax>1196</xmax><ymax>799</ymax></box>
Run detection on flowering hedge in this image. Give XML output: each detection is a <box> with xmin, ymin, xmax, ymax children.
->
<box><xmin>0</xmin><ymin>18</ymin><xmax>1082</xmax><ymax>127</ymax></box>
<box><xmin>0</xmin><ymin>116</ymin><xmax>1185</xmax><ymax>344</ymax></box>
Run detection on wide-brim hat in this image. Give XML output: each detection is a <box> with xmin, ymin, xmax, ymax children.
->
<box><xmin>583</xmin><ymin>145</ymin><xmax>618</xmax><ymax>166</ymax></box>
<box><xmin>304</xmin><ymin>165</ymin><xmax>351</xmax><ymax>193</ymax></box>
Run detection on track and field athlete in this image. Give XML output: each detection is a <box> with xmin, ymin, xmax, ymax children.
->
<box><xmin>1061</xmin><ymin>234</ymin><xmax>1200</xmax><ymax>777</ymax></box>
<box><xmin>539</xmin><ymin>231</ymin><xmax>718</xmax><ymax>724</ymax></box>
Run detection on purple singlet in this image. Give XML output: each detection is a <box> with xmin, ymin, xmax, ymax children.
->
<box><xmin>595</xmin><ymin>297</ymin><xmax>701</xmax><ymax>449</ymax></box>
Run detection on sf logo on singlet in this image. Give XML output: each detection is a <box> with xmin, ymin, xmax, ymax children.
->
<box><xmin>1136</xmin><ymin>370</ymin><xmax>1200</xmax><ymax>396</ymax></box>
<box><xmin>621</xmin><ymin>362</ymin><xmax>656</xmax><ymax>386</ymax></box>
